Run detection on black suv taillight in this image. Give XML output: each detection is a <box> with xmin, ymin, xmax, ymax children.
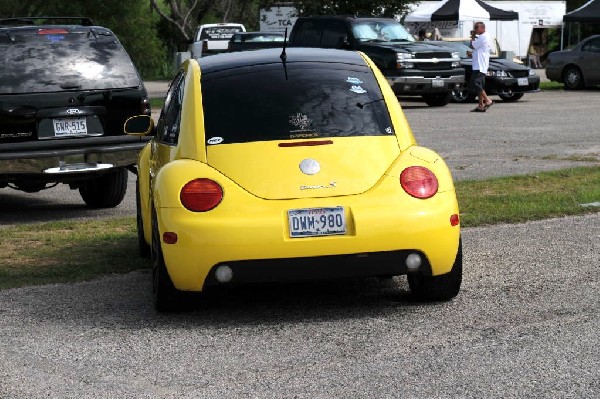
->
<box><xmin>141</xmin><ymin>97</ymin><xmax>151</xmax><ymax>115</ymax></box>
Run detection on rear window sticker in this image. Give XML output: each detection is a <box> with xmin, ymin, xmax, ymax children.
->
<box><xmin>385</xmin><ymin>127</ymin><xmax>392</xmax><ymax>134</ymax></box>
<box><xmin>350</xmin><ymin>85</ymin><xmax>367</xmax><ymax>94</ymax></box>
<box><xmin>346</xmin><ymin>77</ymin><xmax>364</xmax><ymax>84</ymax></box>
<box><xmin>289</xmin><ymin>112</ymin><xmax>312</xmax><ymax>131</ymax></box>
<box><xmin>207</xmin><ymin>136</ymin><xmax>224</xmax><ymax>145</ymax></box>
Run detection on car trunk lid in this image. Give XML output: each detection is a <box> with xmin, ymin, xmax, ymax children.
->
<box><xmin>206</xmin><ymin>136</ymin><xmax>400</xmax><ymax>199</ymax></box>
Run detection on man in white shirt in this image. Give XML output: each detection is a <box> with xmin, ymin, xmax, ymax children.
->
<box><xmin>469</xmin><ymin>21</ymin><xmax>494</xmax><ymax>112</ymax></box>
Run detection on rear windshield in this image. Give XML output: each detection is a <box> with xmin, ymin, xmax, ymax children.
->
<box><xmin>201</xmin><ymin>64</ymin><xmax>394</xmax><ymax>144</ymax></box>
<box><xmin>199</xmin><ymin>26</ymin><xmax>244</xmax><ymax>41</ymax></box>
<box><xmin>0</xmin><ymin>29</ymin><xmax>140</xmax><ymax>94</ymax></box>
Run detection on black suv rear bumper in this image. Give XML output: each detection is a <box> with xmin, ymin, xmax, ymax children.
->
<box><xmin>0</xmin><ymin>136</ymin><xmax>150</xmax><ymax>176</ymax></box>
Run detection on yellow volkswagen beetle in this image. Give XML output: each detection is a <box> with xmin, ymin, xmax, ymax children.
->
<box><xmin>126</xmin><ymin>47</ymin><xmax>462</xmax><ymax>311</ymax></box>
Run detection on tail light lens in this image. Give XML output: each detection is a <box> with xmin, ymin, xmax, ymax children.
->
<box><xmin>38</xmin><ymin>29</ymin><xmax>69</xmax><ymax>35</ymax></box>
<box><xmin>141</xmin><ymin>97</ymin><xmax>151</xmax><ymax>115</ymax></box>
<box><xmin>180</xmin><ymin>179</ymin><xmax>223</xmax><ymax>212</ymax></box>
<box><xmin>400</xmin><ymin>166</ymin><xmax>438</xmax><ymax>199</ymax></box>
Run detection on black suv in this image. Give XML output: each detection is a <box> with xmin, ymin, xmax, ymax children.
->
<box><xmin>289</xmin><ymin>16</ymin><xmax>465</xmax><ymax>106</ymax></box>
<box><xmin>0</xmin><ymin>17</ymin><xmax>150</xmax><ymax>208</ymax></box>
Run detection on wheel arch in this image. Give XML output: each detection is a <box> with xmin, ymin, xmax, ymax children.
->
<box><xmin>137</xmin><ymin>144</ymin><xmax>153</xmax><ymax>246</ymax></box>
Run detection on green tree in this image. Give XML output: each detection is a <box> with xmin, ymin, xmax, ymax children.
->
<box><xmin>288</xmin><ymin>0</ymin><xmax>412</xmax><ymax>18</ymax></box>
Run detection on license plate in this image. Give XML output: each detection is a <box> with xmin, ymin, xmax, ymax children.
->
<box><xmin>53</xmin><ymin>117</ymin><xmax>87</xmax><ymax>136</ymax></box>
<box><xmin>517</xmin><ymin>77</ymin><xmax>528</xmax><ymax>86</ymax></box>
<box><xmin>288</xmin><ymin>206</ymin><xmax>346</xmax><ymax>238</ymax></box>
<box><xmin>432</xmin><ymin>79</ymin><xmax>444</xmax><ymax>87</ymax></box>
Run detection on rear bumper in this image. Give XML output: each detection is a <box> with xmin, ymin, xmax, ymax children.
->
<box><xmin>157</xmin><ymin>190</ymin><xmax>461</xmax><ymax>292</ymax></box>
<box><xmin>0</xmin><ymin>136</ymin><xmax>150</xmax><ymax>176</ymax></box>
<box><xmin>386</xmin><ymin>72</ymin><xmax>465</xmax><ymax>95</ymax></box>
<box><xmin>545</xmin><ymin>65</ymin><xmax>562</xmax><ymax>82</ymax></box>
<box><xmin>203</xmin><ymin>250</ymin><xmax>434</xmax><ymax>286</ymax></box>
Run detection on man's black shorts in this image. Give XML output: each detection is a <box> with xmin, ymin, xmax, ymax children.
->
<box><xmin>470</xmin><ymin>71</ymin><xmax>486</xmax><ymax>94</ymax></box>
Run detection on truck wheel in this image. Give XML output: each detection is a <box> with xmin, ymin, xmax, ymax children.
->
<box><xmin>79</xmin><ymin>167</ymin><xmax>128</xmax><ymax>208</ymax></box>
<box><xmin>407</xmin><ymin>239</ymin><xmax>462</xmax><ymax>301</ymax></box>
<box><xmin>499</xmin><ymin>93</ymin><xmax>524</xmax><ymax>102</ymax></box>
<box><xmin>451</xmin><ymin>88</ymin><xmax>475</xmax><ymax>103</ymax></box>
<box><xmin>423</xmin><ymin>92</ymin><xmax>451</xmax><ymax>107</ymax></box>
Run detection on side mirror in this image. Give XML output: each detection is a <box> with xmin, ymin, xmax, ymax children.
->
<box><xmin>124</xmin><ymin>115</ymin><xmax>155</xmax><ymax>136</ymax></box>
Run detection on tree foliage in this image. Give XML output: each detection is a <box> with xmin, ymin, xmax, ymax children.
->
<box><xmin>149</xmin><ymin>0</ymin><xmax>259</xmax><ymax>44</ymax></box>
<box><xmin>289</xmin><ymin>0</ymin><xmax>412</xmax><ymax>18</ymax></box>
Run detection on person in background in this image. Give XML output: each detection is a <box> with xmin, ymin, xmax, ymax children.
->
<box><xmin>529</xmin><ymin>44</ymin><xmax>542</xmax><ymax>68</ymax></box>
<box><xmin>469</xmin><ymin>21</ymin><xmax>494</xmax><ymax>112</ymax></box>
<box><xmin>417</xmin><ymin>28</ymin><xmax>428</xmax><ymax>41</ymax></box>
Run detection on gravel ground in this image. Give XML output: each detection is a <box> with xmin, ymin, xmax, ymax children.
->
<box><xmin>1</xmin><ymin>213</ymin><xmax>599</xmax><ymax>398</ymax></box>
<box><xmin>0</xmin><ymin>87</ymin><xmax>599</xmax><ymax>397</ymax></box>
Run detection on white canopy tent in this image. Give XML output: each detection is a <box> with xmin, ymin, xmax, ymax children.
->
<box><xmin>403</xmin><ymin>0</ymin><xmax>521</xmax><ymax>56</ymax></box>
<box><xmin>404</xmin><ymin>0</ymin><xmax>518</xmax><ymax>22</ymax></box>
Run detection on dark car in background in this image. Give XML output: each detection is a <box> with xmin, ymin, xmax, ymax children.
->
<box><xmin>546</xmin><ymin>35</ymin><xmax>600</xmax><ymax>90</ymax></box>
<box><xmin>430</xmin><ymin>40</ymin><xmax>540</xmax><ymax>103</ymax></box>
<box><xmin>0</xmin><ymin>17</ymin><xmax>150</xmax><ymax>208</ymax></box>
<box><xmin>228</xmin><ymin>31</ymin><xmax>284</xmax><ymax>52</ymax></box>
<box><xmin>289</xmin><ymin>16</ymin><xmax>464</xmax><ymax>107</ymax></box>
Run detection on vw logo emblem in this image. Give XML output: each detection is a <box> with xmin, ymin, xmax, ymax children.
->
<box><xmin>299</xmin><ymin>158</ymin><xmax>320</xmax><ymax>175</ymax></box>
<box><xmin>66</xmin><ymin>108</ymin><xmax>82</xmax><ymax>115</ymax></box>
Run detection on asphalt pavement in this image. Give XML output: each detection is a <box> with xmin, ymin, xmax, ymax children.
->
<box><xmin>1</xmin><ymin>213</ymin><xmax>598</xmax><ymax>398</ymax></box>
<box><xmin>0</xmin><ymin>83</ymin><xmax>599</xmax><ymax>398</ymax></box>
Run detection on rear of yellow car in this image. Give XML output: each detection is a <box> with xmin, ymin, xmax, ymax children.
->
<box><xmin>137</xmin><ymin>48</ymin><xmax>461</xmax><ymax>311</ymax></box>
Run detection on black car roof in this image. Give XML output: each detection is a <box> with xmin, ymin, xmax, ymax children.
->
<box><xmin>198</xmin><ymin>47</ymin><xmax>369</xmax><ymax>74</ymax></box>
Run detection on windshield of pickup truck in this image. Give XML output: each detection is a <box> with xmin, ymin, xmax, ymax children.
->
<box><xmin>352</xmin><ymin>21</ymin><xmax>415</xmax><ymax>43</ymax></box>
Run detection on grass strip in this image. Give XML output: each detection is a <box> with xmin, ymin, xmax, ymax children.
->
<box><xmin>0</xmin><ymin>218</ymin><xmax>147</xmax><ymax>290</ymax></box>
<box><xmin>0</xmin><ymin>166</ymin><xmax>598</xmax><ymax>290</ymax></box>
<box><xmin>540</xmin><ymin>81</ymin><xmax>564</xmax><ymax>90</ymax></box>
<box><xmin>456</xmin><ymin>166</ymin><xmax>600</xmax><ymax>226</ymax></box>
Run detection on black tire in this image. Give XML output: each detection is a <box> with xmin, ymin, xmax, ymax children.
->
<box><xmin>79</xmin><ymin>167</ymin><xmax>128</xmax><ymax>208</ymax></box>
<box><xmin>136</xmin><ymin>181</ymin><xmax>151</xmax><ymax>259</ymax></box>
<box><xmin>423</xmin><ymin>92</ymin><xmax>451</xmax><ymax>107</ymax></box>
<box><xmin>407</xmin><ymin>239</ymin><xmax>462</xmax><ymax>301</ymax></box>
<box><xmin>451</xmin><ymin>87</ymin><xmax>476</xmax><ymax>103</ymax></box>
<box><xmin>151</xmin><ymin>210</ymin><xmax>183</xmax><ymax>312</ymax></box>
<box><xmin>563</xmin><ymin>66</ymin><xmax>584</xmax><ymax>90</ymax></box>
<box><xmin>499</xmin><ymin>93</ymin><xmax>524</xmax><ymax>102</ymax></box>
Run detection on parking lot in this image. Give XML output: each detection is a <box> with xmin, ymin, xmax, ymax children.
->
<box><xmin>1</xmin><ymin>88</ymin><xmax>599</xmax><ymax>397</ymax></box>
<box><xmin>0</xmin><ymin>89</ymin><xmax>598</xmax><ymax>225</ymax></box>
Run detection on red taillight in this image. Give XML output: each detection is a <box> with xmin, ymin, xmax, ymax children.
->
<box><xmin>450</xmin><ymin>214</ymin><xmax>460</xmax><ymax>226</ymax></box>
<box><xmin>400</xmin><ymin>166</ymin><xmax>438</xmax><ymax>199</ymax></box>
<box><xmin>180</xmin><ymin>179</ymin><xmax>223</xmax><ymax>212</ymax></box>
<box><xmin>162</xmin><ymin>232</ymin><xmax>178</xmax><ymax>244</ymax></box>
<box><xmin>38</xmin><ymin>29</ymin><xmax>69</xmax><ymax>35</ymax></box>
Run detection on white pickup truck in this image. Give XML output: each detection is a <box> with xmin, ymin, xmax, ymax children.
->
<box><xmin>189</xmin><ymin>23</ymin><xmax>246</xmax><ymax>58</ymax></box>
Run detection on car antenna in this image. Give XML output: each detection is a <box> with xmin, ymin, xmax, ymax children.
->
<box><xmin>280</xmin><ymin>28</ymin><xmax>288</xmax><ymax>80</ymax></box>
